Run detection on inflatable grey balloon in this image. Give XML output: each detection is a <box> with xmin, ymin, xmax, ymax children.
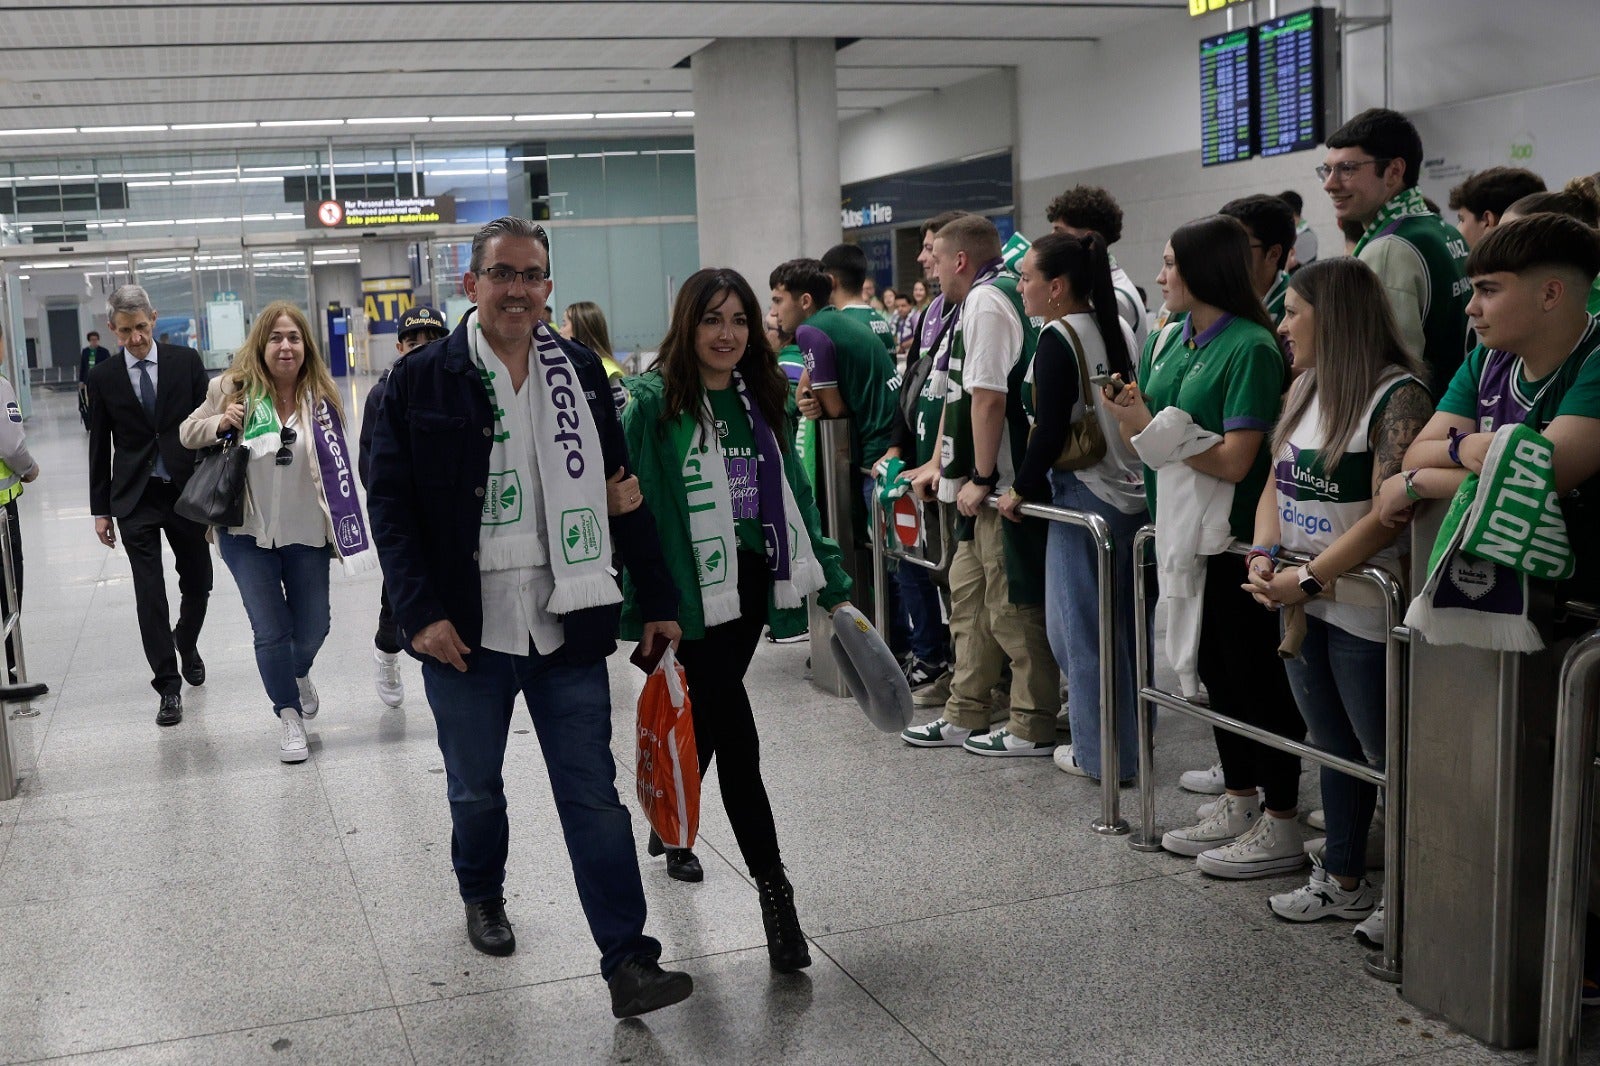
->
<box><xmin>828</xmin><ymin>604</ymin><xmax>914</xmax><ymax>732</ymax></box>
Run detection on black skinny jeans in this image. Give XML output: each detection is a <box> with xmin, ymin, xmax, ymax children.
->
<box><xmin>1196</xmin><ymin>552</ymin><xmax>1306</xmax><ymax>811</ymax></box>
<box><xmin>671</xmin><ymin>550</ymin><xmax>782</xmax><ymax>877</ymax></box>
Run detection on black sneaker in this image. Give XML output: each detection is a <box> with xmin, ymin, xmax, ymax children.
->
<box><xmin>466</xmin><ymin>898</ymin><xmax>516</xmax><ymax>957</ymax></box>
<box><xmin>609</xmin><ymin>956</ymin><xmax>693</xmax><ymax>1018</ymax></box>
<box><xmin>905</xmin><ymin>658</ymin><xmax>948</xmax><ymax>689</ymax></box>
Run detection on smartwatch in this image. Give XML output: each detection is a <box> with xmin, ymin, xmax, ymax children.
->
<box><xmin>970</xmin><ymin>468</ymin><xmax>1000</xmax><ymax>488</ymax></box>
<box><xmin>1297</xmin><ymin>564</ymin><xmax>1326</xmax><ymax>599</ymax></box>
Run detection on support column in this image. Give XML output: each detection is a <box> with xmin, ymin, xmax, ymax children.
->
<box><xmin>691</xmin><ymin>38</ymin><xmax>840</xmax><ymax>296</ymax></box>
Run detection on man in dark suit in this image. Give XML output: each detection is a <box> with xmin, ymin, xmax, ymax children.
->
<box><xmin>86</xmin><ymin>284</ymin><xmax>213</xmax><ymax>726</ymax></box>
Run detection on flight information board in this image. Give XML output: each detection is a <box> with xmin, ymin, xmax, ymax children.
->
<box><xmin>1200</xmin><ymin>28</ymin><xmax>1253</xmax><ymax>166</ymax></box>
<box><xmin>1255</xmin><ymin>8</ymin><xmax>1332</xmax><ymax>158</ymax></box>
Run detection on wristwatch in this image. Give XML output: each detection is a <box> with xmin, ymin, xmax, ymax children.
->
<box><xmin>1297</xmin><ymin>563</ymin><xmax>1326</xmax><ymax>598</ymax></box>
<box><xmin>969</xmin><ymin>468</ymin><xmax>1000</xmax><ymax>488</ymax></box>
<box><xmin>1402</xmin><ymin>468</ymin><xmax>1421</xmax><ymax>501</ymax></box>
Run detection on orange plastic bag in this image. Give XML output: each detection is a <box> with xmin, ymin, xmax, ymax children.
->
<box><xmin>635</xmin><ymin>646</ymin><xmax>700</xmax><ymax>850</ymax></box>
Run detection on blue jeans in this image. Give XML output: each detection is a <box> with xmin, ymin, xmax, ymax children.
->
<box><xmin>218</xmin><ymin>533</ymin><xmax>331</xmax><ymax>715</ymax></box>
<box><xmin>895</xmin><ymin>559</ymin><xmax>949</xmax><ymax>665</ymax></box>
<box><xmin>422</xmin><ymin>645</ymin><xmax>659</xmax><ymax>981</ymax></box>
<box><xmin>1045</xmin><ymin>471</ymin><xmax>1150</xmax><ymax>782</ymax></box>
<box><xmin>1281</xmin><ymin>614</ymin><xmax>1386</xmax><ymax>878</ymax></box>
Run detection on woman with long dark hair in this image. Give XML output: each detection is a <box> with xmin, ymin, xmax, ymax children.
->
<box><xmin>1103</xmin><ymin>215</ymin><xmax>1305</xmax><ymax>878</ymax></box>
<box><xmin>619</xmin><ymin>267</ymin><xmax>852</xmax><ymax>973</ymax></box>
<box><xmin>1000</xmin><ymin>232</ymin><xmax>1147</xmax><ymax>784</ymax></box>
<box><xmin>1245</xmin><ymin>257</ymin><xmax>1431</xmax><ymax>931</ymax></box>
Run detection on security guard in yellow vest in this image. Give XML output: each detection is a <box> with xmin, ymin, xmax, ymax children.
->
<box><xmin>0</xmin><ymin>325</ymin><xmax>40</xmax><ymax>681</ymax></box>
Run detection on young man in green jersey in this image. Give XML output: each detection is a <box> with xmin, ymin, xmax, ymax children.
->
<box><xmin>821</xmin><ymin>243</ymin><xmax>898</xmax><ymax>357</ymax></box>
<box><xmin>772</xmin><ymin>257</ymin><xmax>904</xmax><ymax>650</ymax></box>
<box><xmin>1220</xmin><ymin>194</ymin><xmax>1297</xmax><ymax>323</ymax></box>
<box><xmin>1377</xmin><ymin>213</ymin><xmax>1600</xmax><ymax>593</ymax></box>
<box><xmin>898</xmin><ymin>215</ymin><xmax>1057</xmax><ymax>757</ymax></box>
<box><xmin>1321</xmin><ymin>108</ymin><xmax>1471</xmax><ymax>398</ymax></box>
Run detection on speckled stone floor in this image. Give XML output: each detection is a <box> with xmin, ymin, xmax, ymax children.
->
<box><xmin>0</xmin><ymin>384</ymin><xmax>1586</xmax><ymax>1064</ymax></box>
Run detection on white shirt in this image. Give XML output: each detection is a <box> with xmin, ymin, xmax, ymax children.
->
<box><xmin>959</xmin><ymin>283</ymin><xmax>1025</xmax><ymax>490</ymax></box>
<box><xmin>231</xmin><ymin>410</ymin><xmax>330</xmax><ymax>549</ymax></box>
<box><xmin>478</xmin><ymin>369</ymin><xmax>565</xmax><ymax>658</ymax></box>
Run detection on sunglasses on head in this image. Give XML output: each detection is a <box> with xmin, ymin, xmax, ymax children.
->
<box><xmin>275</xmin><ymin>424</ymin><xmax>297</xmax><ymax>466</ymax></box>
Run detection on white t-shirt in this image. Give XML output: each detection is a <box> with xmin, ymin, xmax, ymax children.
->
<box><xmin>959</xmin><ymin>283</ymin><xmax>1026</xmax><ymax>491</ymax></box>
<box><xmin>1110</xmin><ymin>264</ymin><xmax>1149</xmax><ymax>362</ymax></box>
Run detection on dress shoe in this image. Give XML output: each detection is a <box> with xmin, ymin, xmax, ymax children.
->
<box><xmin>755</xmin><ymin>865</ymin><xmax>811</xmax><ymax>973</ymax></box>
<box><xmin>608</xmin><ymin>956</ymin><xmax>693</xmax><ymax>1018</ymax></box>
<box><xmin>647</xmin><ymin>831</ymin><xmax>703</xmax><ymax>882</ymax></box>
<box><xmin>156</xmin><ymin>692</ymin><xmax>183</xmax><ymax>727</ymax></box>
<box><xmin>465</xmin><ymin>898</ymin><xmax>515</xmax><ymax>957</ymax></box>
<box><xmin>176</xmin><ymin>640</ymin><xmax>205</xmax><ymax>687</ymax></box>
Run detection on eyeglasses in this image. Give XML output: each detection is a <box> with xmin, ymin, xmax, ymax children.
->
<box><xmin>275</xmin><ymin>425</ymin><xmax>296</xmax><ymax>467</ymax></box>
<box><xmin>1315</xmin><ymin>158</ymin><xmax>1391</xmax><ymax>182</ymax></box>
<box><xmin>478</xmin><ymin>265</ymin><xmax>550</xmax><ymax>285</ymax></box>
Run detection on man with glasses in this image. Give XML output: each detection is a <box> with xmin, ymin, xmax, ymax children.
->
<box><xmin>1321</xmin><ymin>107</ymin><xmax>1470</xmax><ymax>397</ymax></box>
<box><xmin>366</xmin><ymin>216</ymin><xmax>693</xmax><ymax>1018</ymax></box>
<box><xmin>86</xmin><ymin>284</ymin><xmax>212</xmax><ymax>727</ymax></box>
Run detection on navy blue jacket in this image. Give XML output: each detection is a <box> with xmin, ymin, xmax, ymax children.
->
<box><xmin>365</xmin><ymin>314</ymin><xmax>678</xmax><ymax>664</ymax></box>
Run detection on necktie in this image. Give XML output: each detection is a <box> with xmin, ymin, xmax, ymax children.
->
<box><xmin>135</xmin><ymin>359</ymin><xmax>156</xmax><ymax>419</ymax></box>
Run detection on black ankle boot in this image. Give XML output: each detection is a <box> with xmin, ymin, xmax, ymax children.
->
<box><xmin>754</xmin><ymin>865</ymin><xmax>811</xmax><ymax>973</ymax></box>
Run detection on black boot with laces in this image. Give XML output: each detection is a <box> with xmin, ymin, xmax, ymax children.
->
<box><xmin>754</xmin><ymin>865</ymin><xmax>811</xmax><ymax>973</ymax></box>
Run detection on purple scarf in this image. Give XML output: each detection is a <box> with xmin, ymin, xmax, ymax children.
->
<box><xmin>733</xmin><ymin>371</ymin><xmax>791</xmax><ymax>583</ymax></box>
<box><xmin>311</xmin><ymin>400</ymin><xmax>376</xmax><ymax>573</ymax></box>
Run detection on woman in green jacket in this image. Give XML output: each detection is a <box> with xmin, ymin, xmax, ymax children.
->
<box><xmin>621</xmin><ymin>267</ymin><xmax>851</xmax><ymax>974</ymax></box>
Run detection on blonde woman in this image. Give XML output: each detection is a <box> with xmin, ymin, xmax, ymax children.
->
<box><xmin>181</xmin><ymin>301</ymin><xmax>375</xmax><ymax>762</ymax></box>
<box><xmin>561</xmin><ymin>301</ymin><xmax>628</xmax><ymax>411</ymax></box>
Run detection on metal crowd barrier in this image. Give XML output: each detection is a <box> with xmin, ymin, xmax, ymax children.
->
<box><xmin>1537</xmin><ymin>627</ymin><xmax>1600</xmax><ymax>1066</ymax></box>
<box><xmin>0</xmin><ymin>507</ymin><xmax>46</xmax><ymax>802</ymax></box>
<box><xmin>865</xmin><ymin>480</ymin><xmax>1128</xmax><ymax>836</ymax></box>
<box><xmin>1125</xmin><ymin>525</ymin><xmax>1410</xmax><ymax>982</ymax></box>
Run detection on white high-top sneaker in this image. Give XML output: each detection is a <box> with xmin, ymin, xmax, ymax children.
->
<box><xmin>374</xmin><ymin>649</ymin><xmax>404</xmax><ymax>707</ymax></box>
<box><xmin>1161</xmin><ymin>792</ymin><xmax>1260</xmax><ymax>856</ymax></box>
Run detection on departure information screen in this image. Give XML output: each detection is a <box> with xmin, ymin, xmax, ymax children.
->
<box><xmin>1255</xmin><ymin>9</ymin><xmax>1327</xmax><ymax>158</ymax></box>
<box><xmin>1199</xmin><ymin>28</ymin><xmax>1253</xmax><ymax>166</ymax></box>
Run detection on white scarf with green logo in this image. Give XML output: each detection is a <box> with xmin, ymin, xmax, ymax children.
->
<box><xmin>470</xmin><ymin>318</ymin><xmax>619</xmax><ymax>617</ymax></box>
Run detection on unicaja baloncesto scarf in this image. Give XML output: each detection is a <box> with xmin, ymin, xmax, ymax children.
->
<box><xmin>1405</xmin><ymin>423</ymin><xmax>1574</xmax><ymax>651</ymax></box>
<box><xmin>469</xmin><ymin>317</ymin><xmax>620</xmax><ymax>616</ymax></box>
<box><xmin>239</xmin><ymin>392</ymin><xmax>375</xmax><ymax>576</ymax></box>
<box><xmin>1353</xmin><ymin>187</ymin><xmax>1434</xmax><ymax>259</ymax></box>
<box><xmin>671</xmin><ymin>371</ymin><xmax>825</xmax><ymax>626</ymax></box>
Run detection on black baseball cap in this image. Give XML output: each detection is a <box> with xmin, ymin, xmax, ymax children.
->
<box><xmin>397</xmin><ymin>306</ymin><xmax>448</xmax><ymax>341</ymax></box>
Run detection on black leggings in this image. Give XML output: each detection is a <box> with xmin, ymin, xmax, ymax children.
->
<box><xmin>671</xmin><ymin>551</ymin><xmax>781</xmax><ymax>876</ymax></box>
<box><xmin>1197</xmin><ymin>553</ymin><xmax>1306</xmax><ymax>811</ymax></box>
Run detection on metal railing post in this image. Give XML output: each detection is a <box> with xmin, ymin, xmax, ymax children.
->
<box><xmin>1537</xmin><ymin>629</ymin><xmax>1600</xmax><ymax>1065</ymax></box>
<box><xmin>1122</xmin><ymin>531</ymin><xmax>1410</xmax><ymax>980</ymax></box>
<box><xmin>869</xmin><ymin>477</ymin><xmax>889</xmax><ymax>637</ymax></box>
<box><xmin>1130</xmin><ymin>524</ymin><xmax>1163</xmax><ymax>851</ymax></box>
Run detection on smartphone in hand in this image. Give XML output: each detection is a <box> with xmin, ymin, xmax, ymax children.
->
<box><xmin>1090</xmin><ymin>374</ymin><xmax>1125</xmax><ymax>399</ymax></box>
<box><xmin>629</xmin><ymin>632</ymin><xmax>671</xmax><ymax>675</ymax></box>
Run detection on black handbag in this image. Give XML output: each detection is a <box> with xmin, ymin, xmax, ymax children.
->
<box><xmin>175</xmin><ymin>435</ymin><xmax>249</xmax><ymax>527</ymax></box>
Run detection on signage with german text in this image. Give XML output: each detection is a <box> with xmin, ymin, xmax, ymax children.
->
<box><xmin>306</xmin><ymin>194</ymin><xmax>456</xmax><ymax>229</ymax></box>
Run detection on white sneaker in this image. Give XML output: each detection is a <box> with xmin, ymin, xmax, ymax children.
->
<box><xmin>1196</xmin><ymin>813</ymin><xmax>1307</xmax><ymax>879</ymax></box>
<box><xmin>1307</xmin><ymin>808</ymin><xmax>1327</xmax><ymax>831</ymax></box>
<box><xmin>279</xmin><ymin>707</ymin><xmax>309</xmax><ymax>763</ymax></box>
<box><xmin>1179</xmin><ymin>762</ymin><xmax>1226</xmax><ymax>795</ymax></box>
<box><xmin>1269</xmin><ymin>863</ymin><xmax>1378</xmax><ymax>921</ymax></box>
<box><xmin>963</xmin><ymin>728</ymin><xmax>1054</xmax><ymax>757</ymax></box>
<box><xmin>296</xmin><ymin>675</ymin><xmax>320</xmax><ymax>720</ymax></box>
<box><xmin>1354</xmin><ymin>902</ymin><xmax>1386</xmax><ymax>948</ymax></box>
<box><xmin>1198</xmin><ymin>788</ymin><xmax>1263</xmax><ymax>818</ymax></box>
<box><xmin>373</xmin><ymin>649</ymin><xmax>404</xmax><ymax>707</ymax></box>
<box><xmin>1162</xmin><ymin>793</ymin><xmax>1259</xmax><ymax>857</ymax></box>
<box><xmin>901</xmin><ymin>717</ymin><xmax>972</xmax><ymax>748</ymax></box>
<box><xmin>1054</xmin><ymin>744</ymin><xmax>1135</xmax><ymax>785</ymax></box>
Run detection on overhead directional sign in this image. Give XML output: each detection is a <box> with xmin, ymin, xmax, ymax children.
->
<box><xmin>306</xmin><ymin>194</ymin><xmax>455</xmax><ymax>229</ymax></box>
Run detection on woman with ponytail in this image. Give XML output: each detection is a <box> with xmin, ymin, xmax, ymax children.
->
<box><xmin>999</xmin><ymin>232</ymin><xmax>1147</xmax><ymax>784</ymax></box>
